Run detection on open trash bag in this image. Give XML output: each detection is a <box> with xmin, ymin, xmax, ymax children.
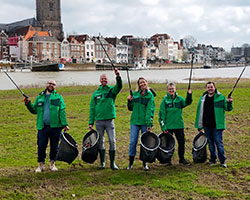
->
<box><xmin>81</xmin><ymin>129</ymin><xmax>99</xmax><ymax>164</ymax></box>
<box><xmin>192</xmin><ymin>131</ymin><xmax>207</xmax><ymax>163</ymax></box>
<box><xmin>156</xmin><ymin>132</ymin><xmax>175</xmax><ymax>164</ymax></box>
<box><xmin>56</xmin><ymin>132</ymin><xmax>79</xmax><ymax>164</ymax></box>
<box><xmin>139</xmin><ymin>131</ymin><xmax>160</xmax><ymax>163</ymax></box>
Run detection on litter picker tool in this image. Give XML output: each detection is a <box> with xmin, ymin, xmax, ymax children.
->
<box><xmin>188</xmin><ymin>50</ymin><xmax>195</xmax><ymax>90</ymax></box>
<box><xmin>97</xmin><ymin>34</ymin><xmax>133</xmax><ymax>96</ymax></box>
<box><xmin>126</xmin><ymin>67</ymin><xmax>133</xmax><ymax>96</ymax></box>
<box><xmin>97</xmin><ymin>35</ymin><xmax>115</xmax><ymax>69</ymax></box>
<box><xmin>228</xmin><ymin>64</ymin><xmax>248</xmax><ymax>98</ymax></box>
<box><xmin>2</xmin><ymin>70</ymin><xmax>28</xmax><ymax>98</ymax></box>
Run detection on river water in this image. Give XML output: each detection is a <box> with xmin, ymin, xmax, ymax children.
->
<box><xmin>0</xmin><ymin>67</ymin><xmax>249</xmax><ymax>90</ymax></box>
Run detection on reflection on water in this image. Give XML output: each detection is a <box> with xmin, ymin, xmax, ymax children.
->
<box><xmin>0</xmin><ymin>67</ymin><xmax>249</xmax><ymax>90</ymax></box>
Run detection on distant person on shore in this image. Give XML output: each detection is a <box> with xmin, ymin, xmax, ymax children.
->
<box><xmin>24</xmin><ymin>80</ymin><xmax>69</xmax><ymax>172</ymax></box>
<box><xmin>89</xmin><ymin>68</ymin><xmax>122</xmax><ymax>170</ymax></box>
<box><xmin>195</xmin><ymin>81</ymin><xmax>233</xmax><ymax>168</ymax></box>
<box><xmin>127</xmin><ymin>77</ymin><xmax>155</xmax><ymax>171</ymax></box>
<box><xmin>158</xmin><ymin>82</ymin><xmax>192</xmax><ymax>166</ymax></box>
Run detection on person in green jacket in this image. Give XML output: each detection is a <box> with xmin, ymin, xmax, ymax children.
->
<box><xmin>89</xmin><ymin>68</ymin><xmax>122</xmax><ymax>170</ymax></box>
<box><xmin>24</xmin><ymin>80</ymin><xmax>69</xmax><ymax>173</ymax></box>
<box><xmin>195</xmin><ymin>81</ymin><xmax>233</xmax><ymax>168</ymax></box>
<box><xmin>127</xmin><ymin>77</ymin><xmax>155</xmax><ymax>171</ymax></box>
<box><xmin>159</xmin><ymin>82</ymin><xmax>192</xmax><ymax>166</ymax></box>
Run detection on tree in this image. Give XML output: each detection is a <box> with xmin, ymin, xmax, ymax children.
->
<box><xmin>241</xmin><ymin>43</ymin><xmax>250</xmax><ymax>49</ymax></box>
<box><xmin>182</xmin><ymin>35</ymin><xmax>197</xmax><ymax>49</ymax></box>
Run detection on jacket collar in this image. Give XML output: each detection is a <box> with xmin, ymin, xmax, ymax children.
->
<box><xmin>98</xmin><ymin>84</ymin><xmax>111</xmax><ymax>90</ymax></box>
<box><xmin>202</xmin><ymin>88</ymin><xmax>221</xmax><ymax>97</ymax></box>
<box><xmin>40</xmin><ymin>89</ymin><xmax>57</xmax><ymax>95</ymax></box>
<box><xmin>166</xmin><ymin>92</ymin><xmax>178</xmax><ymax>99</ymax></box>
<box><xmin>139</xmin><ymin>89</ymin><xmax>150</xmax><ymax>95</ymax></box>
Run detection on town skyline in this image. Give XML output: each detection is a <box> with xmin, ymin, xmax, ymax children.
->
<box><xmin>1</xmin><ymin>0</ymin><xmax>250</xmax><ymax>51</ymax></box>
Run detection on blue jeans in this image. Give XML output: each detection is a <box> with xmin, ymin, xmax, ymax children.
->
<box><xmin>129</xmin><ymin>125</ymin><xmax>147</xmax><ymax>156</ymax></box>
<box><xmin>204</xmin><ymin>127</ymin><xmax>226</xmax><ymax>164</ymax></box>
<box><xmin>37</xmin><ymin>125</ymin><xmax>62</xmax><ymax>163</ymax></box>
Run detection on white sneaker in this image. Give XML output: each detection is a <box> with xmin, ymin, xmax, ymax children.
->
<box><xmin>143</xmin><ymin>163</ymin><xmax>149</xmax><ymax>171</ymax></box>
<box><xmin>35</xmin><ymin>162</ymin><xmax>44</xmax><ymax>173</ymax></box>
<box><xmin>127</xmin><ymin>165</ymin><xmax>133</xmax><ymax>170</ymax></box>
<box><xmin>50</xmin><ymin>161</ymin><xmax>58</xmax><ymax>171</ymax></box>
<box><xmin>221</xmin><ymin>163</ymin><xmax>227</xmax><ymax>168</ymax></box>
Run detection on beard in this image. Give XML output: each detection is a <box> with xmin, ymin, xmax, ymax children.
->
<box><xmin>46</xmin><ymin>86</ymin><xmax>54</xmax><ymax>93</ymax></box>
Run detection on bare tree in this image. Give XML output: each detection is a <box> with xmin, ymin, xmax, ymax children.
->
<box><xmin>241</xmin><ymin>43</ymin><xmax>250</xmax><ymax>49</ymax></box>
<box><xmin>182</xmin><ymin>35</ymin><xmax>197</xmax><ymax>49</ymax></box>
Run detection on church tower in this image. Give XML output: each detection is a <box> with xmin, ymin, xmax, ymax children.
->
<box><xmin>36</xmin><ymin>0</ymin><xmax>64</xmax><ymax>41</ymax></box>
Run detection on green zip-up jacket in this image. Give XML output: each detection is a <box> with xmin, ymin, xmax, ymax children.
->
<box><xmin>159</xmin><ymin>92</ymin><xmax>192</xmax><ymax>131</ymax></box>
<box><xmin>127</xmin><ymin>89</ymin><xmax>155</xmax><ymax>127</ymax></box>
<box><xmin>89</xmin><ymin>76</ymin><xmax>122</xmax><ymax>125</ymax></box>
<box><xmin>25</xmin><ymin>90</ymin><xmax>68</xmax><ymax>130</ymax></box>
<box><xmin>195</xmin><ymin>89</ymin><xmax>233</xmax><ymax>130</ymax></box>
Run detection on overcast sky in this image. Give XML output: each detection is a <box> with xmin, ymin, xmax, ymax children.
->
<box><xmin>0</xmin><ymin>0</ymin><xmax>250</xmax><ymax>51</ymax></box>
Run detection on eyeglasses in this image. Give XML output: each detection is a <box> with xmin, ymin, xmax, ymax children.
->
<box><xmin>48</xmin><ymin>82</ymin><xmax>56</xmax><ymax>86</ymax></box>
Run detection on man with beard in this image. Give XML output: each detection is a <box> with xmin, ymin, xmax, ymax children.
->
<box><xmin>89</xmin><ymin>68</ymin><xmax>122</xmax><ymax>170</ymax></box>
<box><xmin>24</xmin><ymin>80</ymin><xmax>69</xmax><ymax>172</ymax></box>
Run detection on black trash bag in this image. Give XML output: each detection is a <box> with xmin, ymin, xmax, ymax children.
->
<box><xmin>56</xmin><ymin>132</ymin><xmax>79</xmax><ymax>164</ymax></box>
<box><xmin>81</xmin><ymin>129</ymin><xmax>99</xmax><ymax>164</ymax></box>
<box><xmin>156</xmin><ymin>132</ymin><xmax>175</xmax><ymax>164</ymax></box>
<box><xmin>192</xmin><ymin>131</ymin><xmax>207</xmax><ymax>163</ymax></box>
<box><xmin>139</xmin><ymin>131</ymin><xmax>160</xmax><ymax>163</ymax></box>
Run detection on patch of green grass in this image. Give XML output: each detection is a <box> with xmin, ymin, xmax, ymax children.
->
<box><xmin>0</xmin><ymin>80</ymin><xmax>250</xmax><ymax>199</ymax></box>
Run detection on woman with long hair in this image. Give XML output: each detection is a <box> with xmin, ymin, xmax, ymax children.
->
<box><xmin>127</xmin><ymin>77</ymin><xmax>155</xmax><ymax>170</ymax></box>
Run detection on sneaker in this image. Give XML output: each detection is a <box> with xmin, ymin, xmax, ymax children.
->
<box><xmin>127</xmin><ymin>165</ymin><xmax>133</xmax><ymax>170</ymax></box>
<box><xmin>35</xmin><ymin>162</ymin><xmax>44</xmax><ymax>173</ymax></box>
<box><xmin>208</xmin><ymin>160</ymin><xmax>216</xmax><ymax>165</ymax></box>
<box><xmin>221</xmin><ymin>163</ymin><xmax>227</xmax><ymax>168</ymax></box>
<box><xmin>179</xmin><ymin>158</ymin><xmax>191</xmax><ymax>166</ymax></box>
<box><xmin>143</xmin><ymin>163</ymin><xmax>149</xmax><ymax>171</ymax></box>
<box><xmin>50</xmin><ymin>161</ymin><xmax>58</xmax><ymax>171</ymax></box>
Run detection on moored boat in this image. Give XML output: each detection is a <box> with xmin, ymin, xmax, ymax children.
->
<box><xmin>31</xmin><ymin>63</ymin><xmax>59</xmax><ymax>72</ymax></box>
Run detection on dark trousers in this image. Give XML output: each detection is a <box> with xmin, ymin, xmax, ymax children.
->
<box><xmin>168</xmin><ymin>129</ymin><xmax>185</xmax><ymax>160</ymax></box>
<box><xmin>37</xmin><ymin>125</ymin><xmax>62</xmax><ymax>163</ymax></box>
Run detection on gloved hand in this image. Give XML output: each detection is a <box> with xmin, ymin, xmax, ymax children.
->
<box><xmin>163</xmin><ymin>130</ymin><xmax>169</xmax><ymax>134</ymax></box>
<box><xmin>24</xmin><ymin>97</ymin><xmax>30</xmax><ymax>105</ymax></box>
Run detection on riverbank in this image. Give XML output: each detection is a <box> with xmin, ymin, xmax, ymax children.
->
<box><xmin>1</xmin><ymin>66</ymin><xmax>250</xmax><ymax>90</ymax></box>
<box><xmin>1</xmin><ymin>62</ymin><xmax>246</xmax><ymax>72</ymax></box>
<box><xmin>64</xmin><ymin>63</ymin><xmax>245</xmax><ymax>71</ymax></box>
<box><xmin>0</xmin><ymin>81</ymin><xmax>249</xmax><ymax>200</ymax></box>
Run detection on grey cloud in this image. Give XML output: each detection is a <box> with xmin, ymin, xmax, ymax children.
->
<box><xmin>0</xmin><ymin>0</ymin><xmax>249</xmax><ymax>51</ymax></box>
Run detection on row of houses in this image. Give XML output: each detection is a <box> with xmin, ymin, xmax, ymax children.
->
<box><xmin>231</xmin><ymin>45</ymin><xmax>250</xmax><ymax>62</ymax></box>
<box><xmin>0</xmin><ymin>26</ymin><xmax>185</xmax><ymax>65</ymax></box>
<box><xmin>0</xmin><ymin>25</ymin><xmax>227</xmax><ymax>66</ymax></box>
<box><xmin>60</xmin><ymin>33</ymin><xmax>184</xmax><ymax>66</ymax></box>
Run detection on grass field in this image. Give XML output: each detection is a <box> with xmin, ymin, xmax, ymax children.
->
<box><xmin>0</xmin><ymin>79</ymin><xmax>249</xmax><ymax>200</ymax></box>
